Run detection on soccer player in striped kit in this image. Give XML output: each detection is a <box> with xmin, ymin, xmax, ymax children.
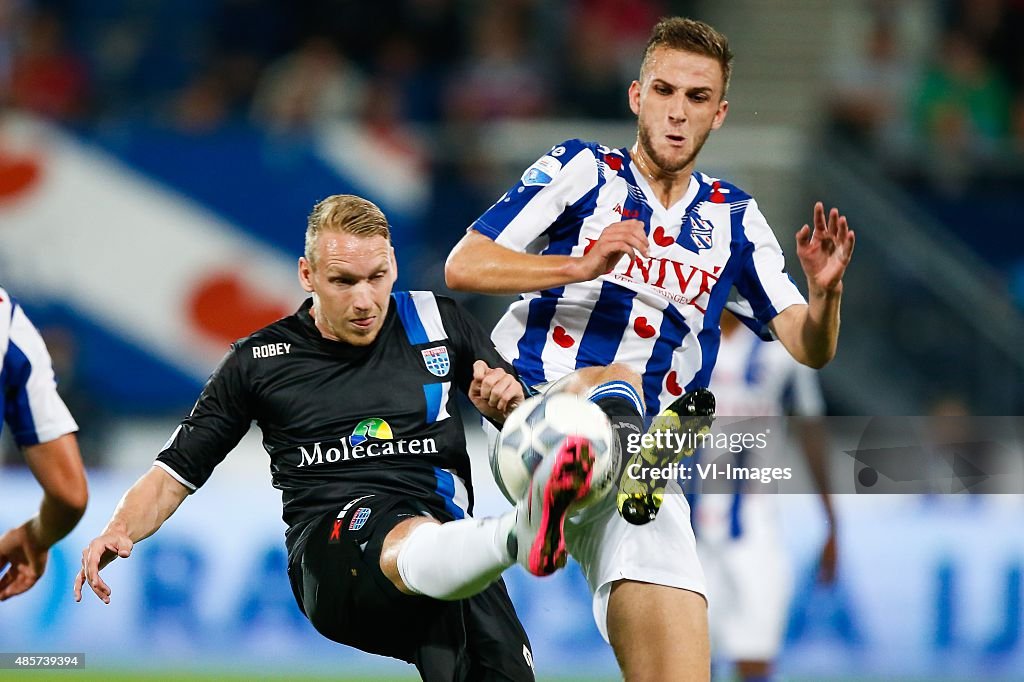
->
<box><xmin>694</xmin><ymin>309</ymin><xmax>837</xmax><ymax>682</ymax></box>
<box><xmin>0</xmin><ymin>287</ymin><xmax>89</xmax><ymax>601</ymax></box>
<box><xmin>446</xmin><ymin>16</ymin><xmax>855</xmax><ymax>682</ymax></box>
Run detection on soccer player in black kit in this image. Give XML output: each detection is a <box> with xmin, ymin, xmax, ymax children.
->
<box><xmin>74</xmin><ymin>195</ymin><xmax>598</xmax><ymax>681</ymax></box>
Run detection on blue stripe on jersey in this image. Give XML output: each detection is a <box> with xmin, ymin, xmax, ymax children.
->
<box><xmin>588</xmin><ymin>380</ymin><xmax>645</xmax><ymax>416</ymax></box>
<box><xmin>642</xmin><ymin>306</ymin><xmax>690</xmax><ymax>416</ymax></box>
<box><xmin>2</xmin><ymin>340</ymin><xmax>39</xmax><ymax>445</ymax></box>
<box><xmin>732</xmin><ymin>219</ymin><xmax>781</xmax><ymax>325</ymax></box>
<box><xmin>615</xmin><ymin>161</ymin><xmax>654</xmax><ymax>222</ymax></box>
<box><xmin>393</xmin><ymin>292</ymin><xmax>428</xmax><ymax>345</ymax></box>
<box><xmin>433</xmin><ymin>467</ymin><xmax>465</xmax><ymax>520</ymax></box>
<box><xmin>473</xmin><ymin>140</ymin><xmax>593</xmax><ymax>241</ymax></box>
<box><xmin>423</xmin><ymin>382</ymin><xmax>442</xmax><ymax>423</ymax></box>
<box><xmin>689</xmin><ymin>212</ymin><xmax>753</xmax><ymax>391</ymax></box>
<box><xmin>513</xmin><ymin>291</ymin><xmax>562</xmax><ymax>387</ymax></box>
<box><xmin>745</xmin><ymin>337</ymin><xmax>766</xmax><ymax>386</ymax></box>
<box><xmin>575</xmin><ymin>281</ymin><xmax>638</xmax><ymax>370</ymax></box>
<box><xmin>780</xmin><ymin>376</ymin><xmax>796</xmax><ymax>414</ymax></box>
<box><xmin>685</xmin><ymin>449</ymin><xmax>701</xmax><ymax>537</ymax></box>
<box><xmin>730</xmin><ymin>449</ymin><xmax>749</xmax><ymax>538</ymax></box>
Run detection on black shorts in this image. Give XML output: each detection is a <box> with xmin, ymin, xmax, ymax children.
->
<box><xmin>288</xmin><ymin>494</ymin><xmax>535</xmax><ymax>682</ymax></box>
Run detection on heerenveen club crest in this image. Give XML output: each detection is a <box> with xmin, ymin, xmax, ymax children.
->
<box><xmin>421</xmin><ymin>345</ymin><xmax>450</xmax><ymax>377</ymax></box>
<box><xmin>689</xmin><ymin>216</ymin><xmax>714</xmax><ymax>250</ymax></box>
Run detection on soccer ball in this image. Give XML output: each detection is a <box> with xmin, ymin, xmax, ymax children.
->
<box><xmin>490</xmin><ymin>392</ymin><xmax>619</xmax><ymax>508</ymax></box>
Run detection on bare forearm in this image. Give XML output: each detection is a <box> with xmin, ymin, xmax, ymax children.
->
<box><xmin>803</xmin><ymin>285</ymin><xmax>842</xmax><ymax>367</ymax></box>
<box><xmin>446</xmin><ymin>234</ymin><xmax>582</xmax><ymax>294</ymax></box>
<box><xmin>103</xmin><ymin>467</ymin><xmax>188</xmax><ymax>543</ymax></box>
<box><xmin>773</xmin><ymin>289</ymin><xmax>843</xmax><ymax>369</ymax></box>
<box><xmin>22</xmin><ymin>434</ymin><xmax>88</xmax><ymax>548</ymax></box>
<box><xmin>27</xmin><ymin>496</ymin><xmax>85</xmax><ymax>549</ymax></box>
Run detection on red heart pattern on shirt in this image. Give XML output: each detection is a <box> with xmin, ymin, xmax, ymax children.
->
<box><xmin>552</xmin><ymin>326</ymin><xmax>575</xmax><ymax>348</ymax></box>
<box><xmin>666</xmin><ymin>371</ymin><xmax>683</xmax><ymax>396</ymax></box>
<box><xmin>652</xmin><ymin>225</ymin><xmax>674</xmax><ymax>247</ymax></box>
<box><xmin>633</xmin><ymin>317</ymin><xmax>656</xmax><ymax>338</ymax></box>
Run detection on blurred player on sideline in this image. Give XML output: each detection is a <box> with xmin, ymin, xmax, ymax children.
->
<box><xmin>75</xmin><ymin>195</ymin><xmax>599</xmax><ymax>682</ymax></box>
<box><xmin>446</xmin><ymin>16</ymin><xmax>854</xmax><ymax>682</ymax></box>
<box><xmin>693</xmin><ymin>310</ymin><xmax>836</xmax><ymax>682</ymax></box>
<box><xmin>0</xmin><ymin>287</ymin><xmax>88</xmax><ymax>601</ymax></box>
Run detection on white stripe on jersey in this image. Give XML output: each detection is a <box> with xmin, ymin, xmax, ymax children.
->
<box><xmin>436</xmin><ymin>381</ymin><xmax>452</xmax><ymax>422</ymax></box>
<box><xmin>0</xmin><ymin>288</ymin><xmax>78</xmax><ymax>445</ymax></box>
<box><xmin>153</xmin><ymin>461</ymin><xmax>198</xmax><ymax>491</ymax></box>
<box><xmin>711</xmin><ymin>327</ymin><xmax>825</xmax><ymax>417</ymax></box>
<box><xmin>409</xmin><ymin>291</ymin><xmax>447</xmax><ymax>342</ymax></box>
<box><xmin>491</xmin><ymin>150</ymin><xmax>597</xmax><ymax>253</ymax></box>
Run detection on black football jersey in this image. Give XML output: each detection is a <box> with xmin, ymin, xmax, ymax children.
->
<box><xmin>156</xmin><ymin>292</ymin><xmax>512</xmax><ymax>561</ymax></box>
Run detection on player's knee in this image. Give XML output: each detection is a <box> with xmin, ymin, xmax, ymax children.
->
<box><xmin>602</xmin><ymin>363</ymin><xmax>642</xmax><ymax>393</ymax></box>
<box><xmin>381</xmin><ymin>516</ymin><xmax>439</xmax><ymax>594</ymax></box>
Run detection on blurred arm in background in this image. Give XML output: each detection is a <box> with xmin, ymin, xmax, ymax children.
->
<box><xmin>0</xmin><ymin>289</ymin><xmax>88</xmax><ymax>601</ymax></box>
<box><xmin>797</xmin><ymin>417</ymin><xmax>838</xmax><ymax>584</ymax></box>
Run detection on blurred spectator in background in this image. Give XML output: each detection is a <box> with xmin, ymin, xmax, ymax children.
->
<box><xmin>567</xmin><ymin>0</ymin><xmax>666</xmax><ymax>82</ymax></box>
<box><xmin>0</xmin><ymin>0</ymin><xmax>22</xmax><ymax>105</ymax></box>
<box><xmin>169</xmin><ymin>67</ymin><xmax>233</xmax><ymax>133</ymax></box>
<box><xmin>558</xmin><ymin>12</ymin><xmax>629</xmax><ymax>119</ymax></box>
<box><xmin>9</xmin><ymin>8</ymin><xmax>89</xmax><ymax>121</ymax></box>
<box><xmin>251</xmin><ymin>36</ymin><xmax>367</xmax><ymax>132</ymax></box>
<box><xmin>695</xmin><ymin>310</ymin><xmax>837</xmax><ymax>682</ymax></box>
<box><xmin>827</xmin><ymin>15</ymin><xmax>914</xmax><ymax>155</ymax></box>
<box><xmin>444</xmin><ymin>2</ymin><xmax>549</xmax><ymax>122</ymax></box>
<box><xmin>911</xmin><ymin>28</ymin><xmax>1012</xmax><ymax>159</ymax></box>
<box><xmin>0</xmin><ymin>287</ymin><xmax>88</xmax><ymax>601</ymax></box>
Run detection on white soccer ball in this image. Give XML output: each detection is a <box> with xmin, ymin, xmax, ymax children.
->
<box><xmin>490</xmin><ymin>392</ymin><xmax>619</xmax><ymax>508</ymax></box>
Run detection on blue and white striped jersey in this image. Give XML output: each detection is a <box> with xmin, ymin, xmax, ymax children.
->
<box><xmin>711</xmin><ymin>325</ymin><xmax>825</xmax><ymax>419</ymax></box>
<box><xmin>0</xmin><ymin>287</ymin><xmax>78</xmax><ymax>446</ymax></box>
<box><xmin>473</xmin><ymin>139</ymin><xmax>806</xmax><ymax>415</ymax></box>
<box><xmin>690</xmin><ymin>325</ymin><xmax>825</xmax><ymax>541</ymax></box>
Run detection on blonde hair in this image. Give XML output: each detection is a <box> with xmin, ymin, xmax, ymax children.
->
<box><xmin>305</xmin><ymin>194</ymin><xmax>391</xmax><ymax>267</ymax></box>
<box><xmin>640</xmin><ymin>17</ymin><xmax>733</xmax><ymax>95</ymax></box>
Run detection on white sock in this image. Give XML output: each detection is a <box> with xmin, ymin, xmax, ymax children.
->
<box><xmin>397</xmin><ymin>512</ymin><xmax>516</xmax><ymax>601</ymax></box>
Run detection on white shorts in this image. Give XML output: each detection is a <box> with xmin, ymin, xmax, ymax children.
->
<box><xmin>485</xmin><ymin>417</ymin><xmax>707</xmax><ymax>642</ymax></box>
<box><xmin>695</xmin><ymin>495</ymin><xmax>792</xmax><ymax>660</ymax></box>
<box><xmin>565</xmin><ymin>486</ymin><xmax>707</xmax><ymax>642</ymax></box>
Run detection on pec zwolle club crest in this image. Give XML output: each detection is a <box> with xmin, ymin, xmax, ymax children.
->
<box><xmin>689</xmin><ymin>216</ymin><xmax>714</xmax><ymax>250</ymax></box>
<box><xmin>421</xmin><ymin>345</ymin><xmax>450</xmax><ymax>377</ymax></box>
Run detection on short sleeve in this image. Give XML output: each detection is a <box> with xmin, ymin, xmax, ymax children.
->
<box><xmin>732</xmin><ymin>199</ymin><xmax>806</xmax><ymax>335</ymax></box>
<box><xmin>155</xmin><ymin>345</ymin><xmax>253</xmax><ymax>491</ymax></box>
<box><xmin>441</xmin><ymin>299</ymin><xmax>515</xmax><ymax>393</ymax></box>
<box><xmin>471</xmin><ymin>139</ymin><xmax>598</xmax><ymax>252</ymax></box>
<box><xmin>2</xmin><ymin>302</ymin><xmax>78</xmax><ymax>446</ymax></box>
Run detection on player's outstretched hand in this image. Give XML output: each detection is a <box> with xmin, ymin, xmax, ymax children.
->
<box><xmin>0</xmin><ymin>522</ymin><xmax>47</xmax><ymax>601</ymax></box>
<box><xmin>469</xmin><ymin>360</ymin><xmax>524</xmax><ymax>423</ymax></box>
<box><xmin>795</xmin><ymin>202</ymin><xmax>855</xmax><ymax>295</ymax></box>
<box><xmin>73</xmin><ymin>531</ymin><xmax>134</xmax><ymax>604</ymax></box>
<box><xmin>573</xmin><ymin>220</ymin><xmax>649</xmax><ymax>282</ymax></box>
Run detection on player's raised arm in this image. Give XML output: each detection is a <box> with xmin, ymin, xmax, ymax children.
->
<box><xmin>73</xmin><ymin>466</ymin><xmax>189</xmax><ymax>604</ymax></box>
<box><xmin>445</xmin><ymin>222</ymin><xmax>648</xmax><ymax>295</ymax></box>
<box><xmin>770</xmin><ymin>202</ymin><xmax>856</xmax><ymax>368</ymax></box>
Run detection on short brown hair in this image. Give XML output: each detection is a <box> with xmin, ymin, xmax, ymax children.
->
<box><xmin>305</xmin><ymin>194</ymin><xmax>391</xmax><ymax>266</ymax></box>
<box><xmin>640</xmin><ymin>17</ymin><xmax>733</xmax><ymax>95</ymax></box>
